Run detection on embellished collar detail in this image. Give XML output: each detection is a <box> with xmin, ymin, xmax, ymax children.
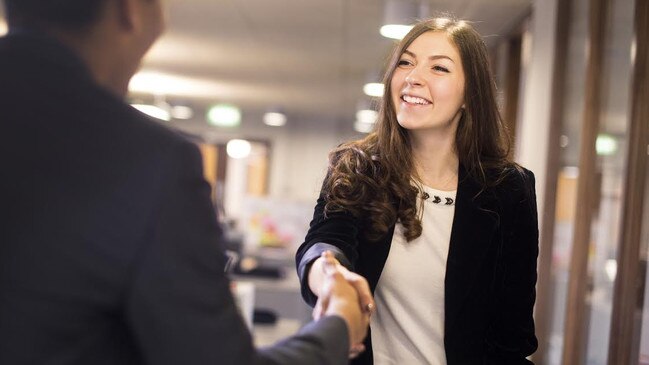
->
<box><xmin>421</xmin><ymin>192</ymin><xmax>455</xmax><ymax>205</ymax></box>
<box><xmin>420</xmin><ymin>186</ymin><xmax>457</xmax><ymax>206</ymax></box>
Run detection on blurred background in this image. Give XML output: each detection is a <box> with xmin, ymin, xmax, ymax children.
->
<box><xmin>1</xmin><ymin>0</ymin><xmax>647</xmax><ymax>364</ymax></box>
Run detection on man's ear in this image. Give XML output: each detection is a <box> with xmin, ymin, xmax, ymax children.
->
<box><xmin>115</xmin><ymin>0</ymin><xmax>140</xmax><ymax>32</ymax></box>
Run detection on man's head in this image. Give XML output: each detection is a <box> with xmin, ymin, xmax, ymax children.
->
<box><xmin>4</xmin><ymin>0</ymin><xmax>165</xmax><ymax>96</ymax></box>
<box><xmin>4</xmin><ymin>0</ymin><xmax>106</xmax><ymax>31</ymax></box>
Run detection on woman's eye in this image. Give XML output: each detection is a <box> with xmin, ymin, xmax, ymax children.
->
<box><xmin>398</xmin><ymin>59</ymin><xmax>412</xmax><ymax>66</ymax></box>
<box><xmin>433</xmin><ymin>65</ymin><xmax>450</xmax><ymax>73</ymax></box>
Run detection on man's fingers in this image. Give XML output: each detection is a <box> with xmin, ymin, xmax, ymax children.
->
<box><xmin>321</xmin><ymin>251</ymin><xmax>339</xmax><ymax>276</ymax></box>
<box><xmin>313</xmin><ymin>300</ymin><xmax>323</xmax><ymax>320</ymax></box>
<box><xmin>319</xmin><ymin>287</ymin><xmax>331</xmax><ymax>311</ymax></box>
<box><xmin>346</xmin><ymin>274</ymin><xmax>375</xmax><ymax>314</ymax></box>
<box><xmin>348</xmin><ymin>343</ymin><xmax>366</xmax><ymax>359</ymax></box>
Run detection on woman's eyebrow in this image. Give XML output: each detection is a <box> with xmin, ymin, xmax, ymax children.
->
<box><xmin>402</xmin><ymin>49</ymin><xmax>455</xmax><ymax>63</ymax></box>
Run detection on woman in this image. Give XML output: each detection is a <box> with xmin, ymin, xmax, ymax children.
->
<box><xmin>296</xmin><ymin>16</ymin><xmax>539</xmax><ymax>365</ymax></box>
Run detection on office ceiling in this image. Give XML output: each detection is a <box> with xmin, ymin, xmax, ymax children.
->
<box><xmin>0</xmin><ymin>0</ymin><xmax>533</xmax><ymax>128</ymax></box>
<box><xmin>134</xmin><ymin>0</ymin><xmax>533</xmax><ymax>129</ymax></box>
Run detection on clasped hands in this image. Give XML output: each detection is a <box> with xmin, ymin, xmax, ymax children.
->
<box><xmin>310</xmin><ymin>251</ymin><xmax>375</xmax><ymax>359</ymax></box>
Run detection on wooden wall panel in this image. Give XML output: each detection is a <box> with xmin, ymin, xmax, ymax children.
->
<box><xmin>607</xmin><ymin>1</ymin><xmax>649</xmax><ymax>363</ymax></box>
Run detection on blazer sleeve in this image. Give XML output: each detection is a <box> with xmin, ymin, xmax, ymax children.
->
<box><xmin>295</xmin><ymin>189</ymin><xmax>362</xmax><ymax>307</ymax></box>
<box><xmin>124</xmin><ymin>139</ymin><xmax>349</xmax><ymax>365</ymax></box>
<box><xmin>485</xmin><ymin>169</ymin><xmax>540</xmax><ymax>364</ymax></box>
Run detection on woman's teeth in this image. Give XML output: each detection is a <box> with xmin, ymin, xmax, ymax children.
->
<box><xmin>402</xmin><ymin>95</ymin><xmax>431</xmax><ymax>105</ymax></box>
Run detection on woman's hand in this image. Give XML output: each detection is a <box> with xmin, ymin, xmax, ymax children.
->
<box><xmin>308</xmin><ymin>252</ymin><xmax>375</xmax><ymax>315</ymax></box>
<box><xmin>310</xmin><ymin>251</ymin><xmax>375</xmax><ymax>358</ymax></box>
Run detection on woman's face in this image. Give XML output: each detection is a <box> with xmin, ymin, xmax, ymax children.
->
<box><xmin>390</xmin><ymin>31</ymin><xmax>466</xmax><ymax>133</ymax></box>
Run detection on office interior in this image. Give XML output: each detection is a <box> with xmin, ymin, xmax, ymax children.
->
<box><xmin>1</xmin><ymin>0</ymin><xmax>647</xmax><ymax>364</ymax></box>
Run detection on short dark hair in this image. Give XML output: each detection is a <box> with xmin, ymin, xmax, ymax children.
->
<box><xmin>4</xmin><ymin>0</ymin><xmax>106</xmax><ymax>30</ymax></box>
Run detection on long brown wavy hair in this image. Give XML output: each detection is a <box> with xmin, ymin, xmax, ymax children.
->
<box><xmin>323</xmin><ymin>16</ymin><xmax>514</xmax><ymax>242</ymax></box>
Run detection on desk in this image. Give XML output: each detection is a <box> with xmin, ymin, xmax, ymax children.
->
<box><xmin>233</xmin><ymin>266</ymin><xmax>313</xmax><ymax>346</ymax></box>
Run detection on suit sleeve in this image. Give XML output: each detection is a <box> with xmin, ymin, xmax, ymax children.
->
<box><xmin>485</xmin><ymin>169</ymin><xmax>539</xmax><ymax>364</ymax></box>
<box><xmin>124</xmin><ymin>140</ymin><xmax>349</xmax><ymax>365</ymax></box>
<box><xmin>295</xmin><ymin>191</ymin><xmax>361</xmax><ymax>307</ymax></box>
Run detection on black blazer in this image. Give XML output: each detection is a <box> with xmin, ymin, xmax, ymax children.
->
<box><xmin>0</xmin><ymin>31</ymin><xmax>349</xmax><ymax>365</ymax></box>
<box><xmin>296</xmin><ymin>166</ymin><xmax>539</xmax><ymax>364</ymax></box>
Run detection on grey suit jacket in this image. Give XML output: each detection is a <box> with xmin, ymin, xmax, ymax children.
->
<box><xmin>0</xmin><ymin>31</ymin><xmax>348</xmax><ymax>365</ymax></box>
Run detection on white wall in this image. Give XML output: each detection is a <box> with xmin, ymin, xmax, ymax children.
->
<box><xmin>516</xmin><ymin>0</ymin><xmax>559</xmax><ymax>232</ymax></box>
<box><xmin>170</xmin><ymin>111</ymin><xmax>361</xmax><ymax>217</ymax></box>
<box><xmin>268</xmin><ymin>123</ymin><xmax>345</xmax><ymax>202</ymax></box>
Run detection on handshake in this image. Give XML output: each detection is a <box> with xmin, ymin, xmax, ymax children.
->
<box><xmin>309</xmin><ymin>251</ymin><xmax>375</xmax><ymax>359</ymax></box>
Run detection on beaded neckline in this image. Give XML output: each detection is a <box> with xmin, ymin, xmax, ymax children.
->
<box><xmin>421</xmin><ymin>191</ymin><xmax>455</xmax><ymax>206</ymax></box>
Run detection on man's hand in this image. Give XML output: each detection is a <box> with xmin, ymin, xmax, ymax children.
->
<box><xmin>312</xmin><ymin>251</ymin><xmax>371</xmax><ymax>358</ymax></box>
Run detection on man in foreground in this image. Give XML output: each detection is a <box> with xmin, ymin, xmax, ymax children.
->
<box><xmin>0</xmin><ymin>0</ymin><xmax>370</xmax><ymax>363</ymax></box>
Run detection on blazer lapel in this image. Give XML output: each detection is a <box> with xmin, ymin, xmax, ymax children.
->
<box><xmin>445</xmin><ymin>166</ymin><xmax>499</xmax><ymax>328</ymax></box>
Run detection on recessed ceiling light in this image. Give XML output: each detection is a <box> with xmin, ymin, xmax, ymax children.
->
<box><xmin>131</xmin><ymin>104</ymin><xmax>171</xmax><ymax>121</ymax></box>
<box><xmin>354</xmin><ymin>120</ymin><xmax>375</xmax><ymax>134</ymax></box>
<box><xmin>379</xmin><ymin>24</ymin><xmax>413</xmax><ymax>40</ymax></box>
<box><xmin>226</xmin><ymin>139</ymin><xmax>251</xmax><ymax>159</ymax></box>
<box><xmin>129</xmin><ymin>71</ymin><xmax>229</xmax><ymax>98</ymax></box>
<box><xmin>171</xmin><ymin>105</ymin><xmax>194</xmax><ymax>120</ymax></box>
<box><xmin>356</xmin><ymin>109</ymin><xmax>378</xmax><ymax>124</ymax></box>
<box><xmin>596</xmin><ymin>134</ymin><xmax>617</xmax><ymax>156</ymax></box>
<box><xmin>380</xmin><ymin>0</ymin><xmax>420</xmax><ymax>40</ymax></box>
<box><xmin>207</xmin><ymin>104</ymin><xmax>241</xmax><ymax>127</ymax></box>
<box><xmin>363</xmin><ymin>83</ymin><xmax>384</xmax><ymax>98</ymax></box>
<box><xmin>263</xmin><ymin>112</ymin><xmax>287</xmax><ymax>126</ymax></box>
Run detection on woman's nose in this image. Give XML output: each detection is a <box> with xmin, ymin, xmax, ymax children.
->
<box><xmin>405</xmin><ymin>68</ymin><xmax>424</xmax><ymax>86</ymax></box>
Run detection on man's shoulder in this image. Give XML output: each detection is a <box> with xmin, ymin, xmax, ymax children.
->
<box><xmin>116</xmin><ymin>103</ymin><xmax>193</xmax><ymax>148</ymax></box>
<box><xmin>98</xmin><ymin>101</ymin><xmax>200</xmax><ymax>168</ymax></box>
<box><xmin>0</xmin><ymin>33</ymin><xmax>199</xmax><ymax>168</ymax></box>
<box><xmin>64</xmin><ymin>80</ymin><xmax>193</xmax><ymax>153</ymax></box>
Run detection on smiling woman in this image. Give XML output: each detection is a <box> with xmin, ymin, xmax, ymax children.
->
<box><xmin>296</xmin><ymin>16</ymin><xmax>540</xmax><ymax>365</ymax></box>
<box><xmin>391</xmin><ymin>31</ymin><xmax>466</xmax><ymax>137</ymax></box>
